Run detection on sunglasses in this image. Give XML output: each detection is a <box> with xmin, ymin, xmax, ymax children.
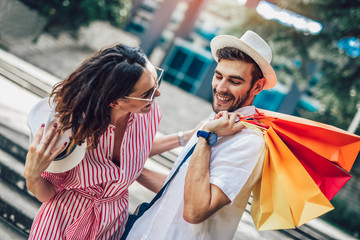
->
<box><xmin>124</xmin><ymin>67</ymin><xmax>164</xmax><ymax>102</ymax></box>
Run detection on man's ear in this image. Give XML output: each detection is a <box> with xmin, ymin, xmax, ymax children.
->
<box><xmin>252</xmin><ymin>78</ymin><xmax>265</xmax><ymax>95</ymax></box>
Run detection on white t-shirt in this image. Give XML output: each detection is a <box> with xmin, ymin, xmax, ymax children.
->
<box><xmin>127</xmin><ymin>106</ymin><xmax>266</xmax><ymax>240</ymax></box>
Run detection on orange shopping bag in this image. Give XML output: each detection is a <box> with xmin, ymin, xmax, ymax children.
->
<box><xmin>250</xmin><ymin>128</ymin><xmax>334</xmax><ymax>230</ymax></box>
<box><xmin>258</xmin><ymin>109</ymin><xmax>360</xmax><ymax>172</ymax></box>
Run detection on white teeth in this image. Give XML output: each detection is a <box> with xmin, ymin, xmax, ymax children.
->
<box><xmin>217</xmin><ymin>94</ymin><xmax>230</xmax><ymax>102</ymax></box>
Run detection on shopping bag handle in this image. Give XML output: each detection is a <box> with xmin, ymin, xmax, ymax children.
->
<box><xmin>237</xmin><ymin>109</ymin><xmax>269</xmax><ymax>129</ymax></box>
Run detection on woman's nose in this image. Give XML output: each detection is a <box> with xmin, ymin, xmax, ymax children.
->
<box><xmin>154</xmin><ymin>88</ymin><xmax>161</xmax><ymax>98</ymax></box>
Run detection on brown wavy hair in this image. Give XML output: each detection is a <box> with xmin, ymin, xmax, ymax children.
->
<box><xmin>50</xmin><ymin>44</ymin><xmax>147</xmax><ymax>149</ymax></box>
<box><xmin>216</xmin><ymin>47</ymin><xmax>264</xmax><ymax>88</ymax></box>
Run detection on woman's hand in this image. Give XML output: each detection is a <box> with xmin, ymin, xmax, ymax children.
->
<box><xmin>24</xmin><ymin>123</ymin><xmax>67</xmax><ymax>181</ymax></box>
<box><xmin>203</xmin><ymin>111</ymin><xmax>245</xmax><ymax>137</ymax></box>
<box><xmin>24</xmin><ymin>123</ymin><xmax>68</xmax><ymax>202</ymax></box>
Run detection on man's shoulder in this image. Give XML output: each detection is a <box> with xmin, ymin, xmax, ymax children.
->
<box><xmin>230</xmin><ymin>127</ymin><xmax>264</xmax><ymax>142</ymax></box>
<box><xmin>214</xmin><ymin>129</ymin><xmax>265</xmax><ymax>153</ymax></box>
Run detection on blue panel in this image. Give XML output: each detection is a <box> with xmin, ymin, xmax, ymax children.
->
<box><xmin>254</xmin><ymin>89</ymin><xmax>286</xmax><ymax>111</ymax></box>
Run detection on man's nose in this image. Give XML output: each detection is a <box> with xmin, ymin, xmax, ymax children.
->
<box><xmin>216</xmin><ymin>78</ymin><xmax>228</xmax><ymax>92</ymax></box>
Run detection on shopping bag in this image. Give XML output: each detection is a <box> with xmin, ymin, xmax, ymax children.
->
<box><xmin>251</xmin><ymin>128</ymin><xmax>335</xmax><ymax>230</ymax></box>
<box><xmin>276</xmin><ymin>129</ymin><xmax>352</xmax><ymax>200</ymax></box>
<box><xmin>250</xmin><ymin>146</ymin><xmax>295</xmax><ymax>230</ymax></box>
<box><xmin>258</xmin><ymin>109</ymin><xmax>360</xmax><ymax>172</ymax></box>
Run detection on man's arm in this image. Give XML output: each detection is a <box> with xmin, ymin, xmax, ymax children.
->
<box><xmin>183</xmin><ymin>137</ymin><xmax>231</xmax><ymax>223</ymax></box>
<box><xmin>183</xmin><ymin>111</ymin><xmax>244</xmax><ymax>224</ymax></box>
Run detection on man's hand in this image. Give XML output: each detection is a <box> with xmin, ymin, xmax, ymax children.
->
<box><xmin>202</xmin><ymin>111</ymin><xmax>245</xmax><ymax>137</ymax></box>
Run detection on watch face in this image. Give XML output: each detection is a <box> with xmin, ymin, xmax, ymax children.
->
<box><xmin>208</xmin><ymin>133</ymin><xmax>218</xmax><ymax>146</ymax></box>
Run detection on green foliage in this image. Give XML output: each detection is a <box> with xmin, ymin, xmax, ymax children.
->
<box><xmin>324</xmin><ymin>195</ymin><xmax>360</xmax><ymax>238</ymax></box>
<box><xmin>19</xmin><ymin>0</ymin><xmax>132</xmax><ymax>33</ymax></box>
<box><xmin>223</xmin><ymin>7</ymin><xmax>321</xmax><ymax>90</ymax></box>
<box><xmin>223</xmin><ymin>0</ymin><xmax>360</xmax><ymax>134</ymax></box>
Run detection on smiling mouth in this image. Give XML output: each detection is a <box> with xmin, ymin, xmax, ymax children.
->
<box><xmin>144</xmin><ymin>103</ymin><xmax>152</xmax><ymax>108</ymax></box>
<box><xmin>216</xmin><ymin>93</ymin><xmax>232</xmax><ymax>103</ymax></box>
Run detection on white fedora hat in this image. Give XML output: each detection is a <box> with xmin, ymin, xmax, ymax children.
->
<box><xmin>210</xmin><ymin>30</ymin><xmax>277</xmax><ymax>89</ymax></box>
<box><xmin>27</xmin><ymin>98</ymin><xmax>87</xmax><ymax>173</ymax></box>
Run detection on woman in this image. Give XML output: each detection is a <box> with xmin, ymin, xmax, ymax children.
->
<box><xmin>25</xmin><ymin>44</ymin><xmax>194</xmax><ymax>239</ymax></box>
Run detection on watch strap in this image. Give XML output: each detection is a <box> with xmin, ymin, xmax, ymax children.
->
<box><xmin>197</xmin><ymin>130</ymin><xmax>210</xmax><ymax>140</ymax></box>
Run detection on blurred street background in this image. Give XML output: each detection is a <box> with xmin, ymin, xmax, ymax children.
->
<box><xmin>0</xmin><ymin>0</ymin><xmax>359</xmax><ymax>239</ymax></box>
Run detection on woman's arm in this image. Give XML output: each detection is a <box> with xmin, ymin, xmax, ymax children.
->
<box><xmin>149</xmin><ymin>131</ymin><xmax>192</xmax><ymax>157</ymax></box>
<box><xmin>24</xmin><ymin>123</ymin><xmax>67</xmax><ymax>202</ymax></box>
<box><xmin>149</xmin><ymin>119</ymin><xmax>207</xmax><ymax>157</ymax></box>
<box><xmin>136</xmin><ymin>168</ymin><xmax>167</xmax><ymax>193</ymax></box>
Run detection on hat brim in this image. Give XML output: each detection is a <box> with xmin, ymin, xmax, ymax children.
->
<box><xmin>210</xmin><ymin>35</ymin><xmax>277</xmax><ymax>90</ymax></box>
<box><xmin>27</xmin><ymin>98</ymin><xmax>86</xmax><ymax>173</ymax></box>
<box><xmin>46</xmin><ymin>142</ymin><xmax>87</xmax><ymax>173</ymax></box>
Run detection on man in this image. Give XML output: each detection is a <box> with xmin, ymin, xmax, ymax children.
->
<box><xmin>127</xmin><ymin>30</ymin><xmax>277</xmax><ymax>240</ymax></box>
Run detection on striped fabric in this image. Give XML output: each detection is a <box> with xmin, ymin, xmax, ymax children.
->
<box><xmin>29</xmin><ymin>101</ymin><xmax>162</xmax><ymax>240</ymax></box>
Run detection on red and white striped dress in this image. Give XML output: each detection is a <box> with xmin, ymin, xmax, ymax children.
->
<box><xmin>29</xmin><ymin>101</ymin><xmax>162</xmax><ymax>240</ymax></box>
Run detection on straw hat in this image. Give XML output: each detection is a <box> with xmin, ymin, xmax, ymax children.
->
<box><xmin>27</xmin><ymin>98</ymin><xmax>87</xmax><ymax>173</ymax></box>
<box><xmin>210</xmin><ymin>30</ymin><xmax>277</xmax><ymax>89</ymax></box>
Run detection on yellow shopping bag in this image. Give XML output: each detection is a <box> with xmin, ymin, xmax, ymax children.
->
<box><xmin>250</xmin><ymin>127</ymin><xmax>334</xmax><ymax>230</ymax></box>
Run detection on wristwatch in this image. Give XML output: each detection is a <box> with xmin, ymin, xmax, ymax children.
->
<box><xmin>197</xmin><ymin>130</ymin><xmax>218</xmax><ymax>146</ymax></box>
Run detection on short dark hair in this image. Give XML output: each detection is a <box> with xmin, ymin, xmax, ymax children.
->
<box><xmin>216</xmin><ymin>47</ymin><xmax>263</xmax><ymax>87</ymax></box>
<box><xmin>50</xmin><ymin>44</ymin><xmax>147</xmax><ymax>148</ymax></box>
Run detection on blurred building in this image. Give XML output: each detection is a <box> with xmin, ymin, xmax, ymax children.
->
<box><xmin>126</xmin><ymin>0</ymin><xmax>320</xmax><ymax>115</ymax></box>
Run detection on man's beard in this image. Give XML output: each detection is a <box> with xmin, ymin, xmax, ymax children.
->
<box><xmin>212</xmin><ymin>88</ymin><xmax>251</xmax><ymax>113</ymax></box>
